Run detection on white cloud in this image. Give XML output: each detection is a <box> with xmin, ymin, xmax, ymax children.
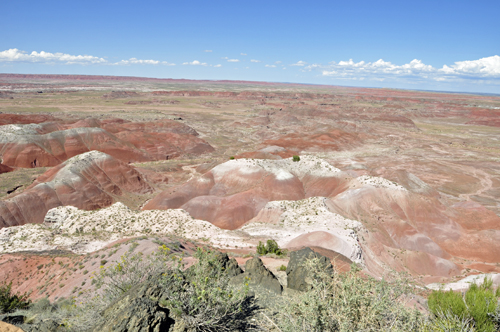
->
<box><xmin>265</xmin><ymin>64</ymin><xmax>276</xmax><ymax>68</ymax></box>
<box><xmin>250</xmin><ymin>59</ymin><xmax>260</xmax><ymax>63</ymax></box>
<box><xmin>320</xmin><ymin>58</ymin><xmax>433</xmax><ymax>79</ymax></box>
<box><xmin>0</xmin><ymin>48</ymin><xmax>178</xmax><ymax>67</ymax></box>
<box><xmin>227</xmin><ymin>59</ymin><xmax>239</xmax><ymax>62</ymax></box>
<box><xmin>182</xmin><ymin>60</ymin><xmax>207</xmax><ymax>66</ymax></box>
<box><xmin>0</xmin><ymin>48</ymin><xmax>106</xmax><ymax>64</ymax></box>
<box><xmin>240</xmin><ymin>53</ymin><xmax>247</xmax><ymax>56</ymax></box>
<box><xmin>204</xmin><ymin>50</ymin><xmax>212</xmax><ymax>52</ymax></box>
<box><xmin>275</xmin><ymin>61</ymin><xmax>282</xmax><ymax>64</ymax></box>
<box><xmin>290</xmin><ymin>60</ymin><xmax>307</xmax><ymax>66</ymax></box>
<box><xmin>214</xmin><ymin>64</ymin><xmax>222</xmax><ymax>67</ymax></box>
<box><xmin>440</xmin><ymin>55</ymin><xmax>500</xmax><ymax>77</ymax></box>
<box><xmin>316</xmin><ymin>56</ymin><xmax>500</xmax><ymax>83</ymax></box>
<box><xmin>115</xmin><ymin>58</ymin><xmax>175</xmax><ymax>66</ymax></box>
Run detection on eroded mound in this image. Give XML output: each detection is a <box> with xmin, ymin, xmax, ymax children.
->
<box><xmin>263</xmin><ymin>129</ymin><xmax>363</xmax><ymax>153</ymax></box>
<box><xmin>0</xmin><ymin>151</ymin><xmax>152</xmax><ymax>228</ymax></box>
<box><xmin>143</xmin><ymin>156</ymin><xmax>349</xmax><ymax>229</ymax></box>
<box><xmin>0</xmin><ymin>117</ymin><xmax>214</xmax><ymax>168</ymax></box>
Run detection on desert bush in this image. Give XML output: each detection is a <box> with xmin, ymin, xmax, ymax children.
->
<box><xmin>160</xmin><ymin>248</ymin><xmax>257</xmax><ymax>332</ymax></box>
<box><xmin>257</xmin><ymin>239</ymin><xmax>285</xmax><ymax>256</ymax></box>
<box><xmin>278</xmin><ymin>264</ymin><xmax>287</xmax><ymax>271</ymax></box>
<box><xmin>267</xmin><ymin>258</ymin><xmax>423</xmax><ymax>332</ymax></box>
<box><xmin>0</xmin><ymin>281</ymin><xmax>31</xmax><ymax>313</ymax></box>
<box><xmin>428</xmin><ymin>277</ymin><xmax>500</xmax><ymax>332</ymax></box>
<box><xmin>292</xmin><ymin>155</ymin><xmax>300</xmax><ymax>162</ymax></box>
<box><xmin>92</xmin><ymin>245</ymin><xmax>172</xmax><ymax>303</ymax></box>
<box><xmin>13</xmin><ymin>296</ymin><xmax>81</xmax><ymax>329</ymax></box>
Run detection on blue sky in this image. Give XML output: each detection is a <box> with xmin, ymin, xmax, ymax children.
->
<box><xmin>1</xmin><ymin>0</ymin><xmax>499</xmax><ymax>93</ymax></box>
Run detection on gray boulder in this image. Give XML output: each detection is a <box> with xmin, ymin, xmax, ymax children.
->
<box><xmin>287</xmin><ymin>247</ymin><xmax>333</xmax><ymax>292</ymax></box>
<box><xmin>214</xmin><ymin>252</ymin><xmax>243</xmax><ymax>277</ymax></box>
<box><xmin>231</xmin><ymin>257</ymin><xmax>282</xmax><ymax>295</ymax></box>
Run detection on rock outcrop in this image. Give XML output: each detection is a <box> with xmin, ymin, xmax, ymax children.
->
<box><xmin>231</xmin><ymin>257</ymin><xmax>282</xmax><ymax>295</ymax></box>
<box><xmin>286</xmin><ymin>247</ymin><xmax>334</xmax><ymax>292</ymax></box>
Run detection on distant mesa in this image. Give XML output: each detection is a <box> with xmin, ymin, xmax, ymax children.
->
<box><xmin>0</xmin><ymin>151</ymin><xmax>153</xmax><ymax>228</ymax></box>
<box><xmin>0</xmin><ymin>115</ymin><xmax>214</xmax><ymax>168</ymax></box>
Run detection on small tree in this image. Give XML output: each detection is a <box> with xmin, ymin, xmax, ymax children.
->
<box><xmin>256</xmin><ymin>240</ymin><xmax>285</xmax><ymax>256</ymax></box>
<box><xmin>256</xmin><ymin>241</ymin><xmax>267</xmax><ymax>255</ymax></box>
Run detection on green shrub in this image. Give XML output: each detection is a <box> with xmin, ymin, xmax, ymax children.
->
<box><xmin>428</xmin><ymin>277</ymin><xmax>499</xmax><ymax>332</ymax></box>
<box><xmin>256</xmin><ymin>240</ymin><xmax>285</xmax><ymax>256</ymax></box>
<box><xmin>229</xmin><ymin>156</ymin><xmax>235</xmax><ymax>160</ymax></box>
<box><xmin>278</xmin><ymin>265</ymin><xmax>287</xmax><ymax>271</ymax></box>
<box><xmin>0</xmin><ymin>282</ymin><xmax>31</xmax><ymax>314</ymax></box>
<box><xmin>428</xmin><ymin>289</ymin><xmax>467</xmax><ymax>319</ymax></box>
<box><xmin>292</xmin><ymin>155</ymin><xmax>300</xmax><ymax>162</ymax></box>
